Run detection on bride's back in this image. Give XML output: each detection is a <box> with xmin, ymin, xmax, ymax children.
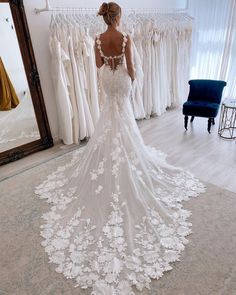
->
<box><xmin>99</xmin><ymin>31</ymin><xmax>124</xmax><ymax>57</ymax></box>
<box><xmin>95</xmin><ymin>2</ymin><xmax>135</xmax><ymax>80</ymax></box>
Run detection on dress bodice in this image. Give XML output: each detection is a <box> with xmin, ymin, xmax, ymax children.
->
<box><xmin>96</xmin><ymin>32</ymin><xmax>131</xmax><ymax>105</ymax></box>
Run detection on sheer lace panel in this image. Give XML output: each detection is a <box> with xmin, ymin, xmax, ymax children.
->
<box><xmin>96</xmin><ymin>32</ymin><xmax>128</xmax><ymax>72</ymax></box>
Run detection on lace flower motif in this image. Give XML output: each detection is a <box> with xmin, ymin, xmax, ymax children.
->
<box><xmin>111</xmin><ymin>133</ymin><xmax>125</xmax><ymax>178</ymax></box>
<box><xmin>93</xmin><ymin>122</ymin><xmax>111</xmax><ymax>151</ymax></box>
<box><xmin>95</xmin><ymin>185</ymin><xmax>103</xmax><ymax>195</ymax></box>
<box><xmin>90</xmin><ymin>158</ymin><xmax>107</xmax><ymax>181</ymax></box>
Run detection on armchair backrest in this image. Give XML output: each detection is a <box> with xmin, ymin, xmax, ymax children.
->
<box><xmin>188</xmin><ymin>79</ymin><xmax>227</xmax><ymax>104</ymax></box>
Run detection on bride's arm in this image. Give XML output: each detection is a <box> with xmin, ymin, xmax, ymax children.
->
<box><xmin>125</xmin><ymin>35</ymin><xmax>135</xmax><ymax>81</ymax></box>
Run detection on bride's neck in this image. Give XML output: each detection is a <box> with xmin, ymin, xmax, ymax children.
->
<box><xmin>106</xmin><ymin>25</ymin><xmax>118</xmax><ymax>32</ymax></box>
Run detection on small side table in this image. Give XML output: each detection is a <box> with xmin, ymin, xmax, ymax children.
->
<box><xmin>218</xmin><ymin>98</ymin><xmax>236</xmax><ymax>139</ymax></box>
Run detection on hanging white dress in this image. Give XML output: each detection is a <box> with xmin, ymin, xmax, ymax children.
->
<box><xmin>133</xmin><ymin>23</ymin><xmax>143</xmax><ymax>65</ymax></box>
<box><xmin>60</xmin><ymin>24</ymin><xmax>80</xmax><ymax>144</ymax></box>
<box><xmin>49</xmin><ymin>35</ymin><xmax>73</xmax><ymax>144</ymax></box>
<box><xmin>74</xmin><ymin>27</ymin><xmax>94</xmax><ymax>138</ymax></box>
<box><xmin>163</xmin><ymin>29</ymin><xmax>172</xmax><ymax>109</ymax></box>
<box><xmin>170</xmin><ymin>28</ymin><xmax>179</xmax><ymax>107</ymax></box>
<box><xmin>131</xmin><ymin>40</ymin><xmax>145</xmax><ymax>120</ymax></box>
<box><xmin>150</xmin><ymin>31</ymin><xmax>160</xmax><ymax>115</ymax></box>
<box><xmin>142</xmin><ymin>20</ymin><xmax>154</xmax><ymax>118</ymax></box>
<box><xmin>83</xmin><ymin>30</ymin><xmax>100</xmax><ymax>125</ymax></box>
<box><xmin>68</xmin><ymin>26</ymin><xmax>87</xmax><ymax>140</ymax></box>
<box><xmin>35</xmin><ymin>32</ymin><xmax>205</xmax><ymax>295</ymax></box>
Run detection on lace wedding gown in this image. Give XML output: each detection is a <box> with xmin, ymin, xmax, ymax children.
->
<box><xmin>35</xmin><ymin>32</ymin><xmax>205</xmax><ymax>295</ymax></box>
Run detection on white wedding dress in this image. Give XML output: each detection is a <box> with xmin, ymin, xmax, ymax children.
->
<box><xmin>35</xmin><ymin>32</ymin><xmax>205</xmax><ymax>295</ymax></box>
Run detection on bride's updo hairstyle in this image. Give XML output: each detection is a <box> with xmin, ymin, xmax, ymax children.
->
<box><xmin>97</xmin><ymin>2</ymin><xmax>121</xmax><ymax>26</ymax></box>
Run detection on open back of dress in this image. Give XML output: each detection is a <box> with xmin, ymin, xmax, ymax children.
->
<box><xmin>96</xmin><ymin>32</ymin><xmax>128</xmax><ymax>72</ymax></box>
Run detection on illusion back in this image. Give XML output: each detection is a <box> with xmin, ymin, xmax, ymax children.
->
<box><xmin>96</xmin><ymin>32</ymin><xmax>127</xmax><ymax>71</ymax></box>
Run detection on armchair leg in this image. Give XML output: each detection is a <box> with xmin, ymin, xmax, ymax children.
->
<box><xmin>184</xmin><ymin>115</ymin><xmax>189</xmax><ymax>130</ymax></box>
<box><xmin>208</xmin><ymin>118</ymin><xmax>212</xmax><ymax>133</ymax></box>
<box><xmin>211</xmin><ymin>118</ymin><xmax>215</xmax><ymax>125</ymax></box>
<box><xmin>190</xmin><ymin>116</ymin><xmax>195</xmax><ymax>122</ymax></box>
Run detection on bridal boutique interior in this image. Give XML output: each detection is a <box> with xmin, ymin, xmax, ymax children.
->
<box><xmin>0</xmin><ymin>0</ymin><xmax>236</xmax><ymax>294</ymax></box>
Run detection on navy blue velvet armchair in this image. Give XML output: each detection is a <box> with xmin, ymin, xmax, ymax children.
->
<box><xmin>183</xmin><ymin>79</ymin><xmax>227</xmax><ymax>133</ymax></box>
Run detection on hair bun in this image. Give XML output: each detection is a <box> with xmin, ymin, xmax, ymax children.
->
<box><xmin>98</xmin><ymin>2</ymin><xmax>109</xmax><ymax>16</ymax></box>
<box><xmin>97</xmin><ymin>2</ymin><xmax>121</xmax><ymax>26</ymax></box>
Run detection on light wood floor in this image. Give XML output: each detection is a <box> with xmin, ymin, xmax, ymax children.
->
<box><xmin>138</xmin><ymin>108</ymin><xmax>236</xmax><ymax>193</ymax></box>
<box><xmin>1</xmin><ymin>108</ymin><xmax>236</xmax><ymax>193</ymax></box>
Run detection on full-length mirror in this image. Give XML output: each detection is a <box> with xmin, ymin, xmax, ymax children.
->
<box><xmin>0</xmin><ymin>0</ymin><xmax>53</xmax><ymax>165</ymax></box>
<box><xmin>0</xmin><ymin>3</ymin><xmax>40</xmax><ymax>152</ymax></box>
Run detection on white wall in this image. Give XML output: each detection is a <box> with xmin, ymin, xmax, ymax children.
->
<box><xmin>23</xmin><ymin>0</ymin><xmax>187</xmax><ymax>140</ymax></box>
<box><xmin>0</xmin><ymin>3</ymin><xmax>29</xmax><ymax>99</ymax></box>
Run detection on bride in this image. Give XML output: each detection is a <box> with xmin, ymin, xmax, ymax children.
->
<box><xmin>35</xmin><ymin>2</ymin><xmax>205</xmax><ymax>294</ymax></box>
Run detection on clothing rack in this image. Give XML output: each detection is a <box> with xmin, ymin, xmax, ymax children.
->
<box><xmin>34</xmin><ymin>0</ymin><xmax>189</xmax><ymax>14</ymax></box>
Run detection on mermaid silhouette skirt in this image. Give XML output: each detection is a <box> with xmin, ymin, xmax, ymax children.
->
<box><xmin>35</xmin><ymin>64</ymin><xmax>205</xmax><ymax>294</ymax></box>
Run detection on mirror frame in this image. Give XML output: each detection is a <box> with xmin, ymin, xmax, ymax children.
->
<box><xmin>0</xmin><ymin>0</ymin><xmax>53</xmax><ymax>165</ymax></box>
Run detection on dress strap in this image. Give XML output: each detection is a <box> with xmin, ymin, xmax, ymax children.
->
<box><xmin>96</xmin><ymin>34</ymin><xmax>104</xmax><ymax>58</ymax></box>
<box><xmin>121</xmin><ymin>32</ymin><xmax>128</xmax><ymax>54</ymax></box>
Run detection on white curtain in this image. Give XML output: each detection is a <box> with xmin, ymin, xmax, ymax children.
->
<box><xmin>188</xmin><ymin>0</ymin><xmax>236</xmax><ymax>99</ymax></box>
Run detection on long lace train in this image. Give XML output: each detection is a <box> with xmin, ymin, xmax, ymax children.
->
<box><xmin>35</xmin><ymin>63</ymin><xmax>205</xmax><ymax>294</ymax></box>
